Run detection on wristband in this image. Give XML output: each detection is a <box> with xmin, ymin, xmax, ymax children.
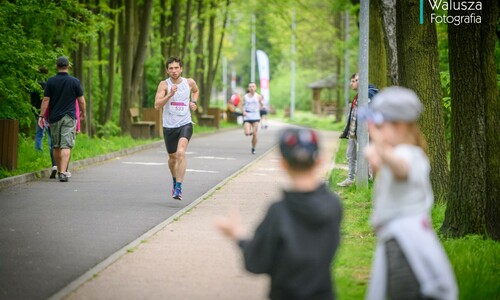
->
<box><xmin>190</xmin><ymin>101</ymin><xmax>197</xmax><ymax>104</ymax></box>
<box><xmin>39</xmin><ymin>116</ymin><xmax>44</xmax><ymax>118</ymax></box>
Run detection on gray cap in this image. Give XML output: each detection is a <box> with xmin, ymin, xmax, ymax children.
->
<box><xmin>360</xmin><ymin>86</ymin><xmax>423</xmax><ymax>124</ymax></box>
<box><xmin>56</xmin><ymin>56</ymin><xmax>70</xmax><ymax>67</ymax></box>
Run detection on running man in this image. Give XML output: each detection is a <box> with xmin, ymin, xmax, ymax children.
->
<box><xmin>240</xmin><ymin>82</ymin><xmax>266</xmax><ymax>154</ymax></box>
<box><xmin>155</xmin><ymin>56</ymin><xmax>199</xmax><ymax>200</ymax></box>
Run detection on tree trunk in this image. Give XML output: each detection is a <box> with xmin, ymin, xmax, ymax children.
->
<box><xmin>119</xmin><ymin>0</ymin><xmax>134</xmax><ymax>132</ymax></box>
<box><xmin>483</xmin><ymin>0</ymin><xmax>500</xmax><ymax>240</ymax></box>
<box><xmin>202</xmin><ymin>0</ymin><xmax>216</xmax><ymax>113</ymax></box>
<box><xmin>194</xmin><ymin>0</ymin><xmax>206</xmax><ymax>110</ymax></box>
<box><xmin>159</xmin><ymin>0</ymin><xmax>168</xmax><ymax>78</ymax></box>
<box><xmin>379</xmin><ymin>0</ymin><xmax>398</xmax><ymax>85</ymax></box>
<box><xmin>86</xmin><ymin>43</ymin><xmax>94</xmax><ymax>137</ymax></box>
<box><xmin>182</xmin><ymin>0</ymin><xmax>193</xmax><ymax>74</ymax></box>
<box><xmin>167</xmin><ymin>0</ymin><xmax>181</xmax><ymax>57</ymax></box>
<box><xmin>442</xmin><ymin>1</ymin><xmax>500</xmax><ymax>239</ymax></box>
<box><xmin>395</xmin><ymin>0</ymin><xmax>449</xmax><ymax>202</ymax></box>
<box><xmin>369</xmin><ymin>0</ymin><xmax>387</xmax><ymax>88</ymax></box>
<box><xmin>105</xmin><ymin>0</ymin><xmax>117</xmax><ymax>124</ymax></box>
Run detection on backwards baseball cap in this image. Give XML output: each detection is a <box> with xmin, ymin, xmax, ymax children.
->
<box><xmin>279</xmin><ymin>128</ymin><xmax>320</xmax><ymax>170</ymax></box>
<box><xmin>359</xmin><ymin>86</ymin><xmax>423</xmax><ymax>124</ymax></box>
<box><xmin>56</xmin><ymin>56</ymin><xmax>70</xmax><ymax>67</ymax></box>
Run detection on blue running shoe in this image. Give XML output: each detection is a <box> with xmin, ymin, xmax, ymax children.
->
<box><xmin>173</xmin><ymin>186</ymin><xmax>182</xmax><ymax>200</ymax></box>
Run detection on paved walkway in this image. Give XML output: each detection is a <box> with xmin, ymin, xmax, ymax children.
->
<box><xmin>63</xmin><ymin>130</ymin><xmax>340</xmax><ymax>300</ymax></box>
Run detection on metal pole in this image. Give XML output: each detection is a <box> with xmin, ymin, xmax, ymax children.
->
<box><xmin>222</xmin><ymin>56</ymin><xmax>227</xmax><ymax>105</ymax></box>
<box><xmin>344</xmin><ymin>10</ymin><xmax>350</xmax><ymax>118</ymax></box>
<box><xmin>356</xmin><ymin>0</ymin><xmax>369</xmax><ymax>187</ymax></box>
<box><xmin>290</xmin><ymin>6</ymin><xmax>296</xmax><ymax>120</ymax></box>
<box><xmin>251</xmin><ymin>14</ymin><xmax>256</xmax><ymax>83</ymax></box>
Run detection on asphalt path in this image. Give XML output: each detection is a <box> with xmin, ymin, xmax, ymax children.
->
<box><xmin>0</xmin><ymin>123</ymin><xmax>285</xmax><ymax>300</ymax></box>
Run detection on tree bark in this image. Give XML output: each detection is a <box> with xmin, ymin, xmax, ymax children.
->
<box><xmin>379</xmin><ymin>0</ymin><xmax>398</xmax><ymax>85</ymax></box>
<box><xmin>182</xmin><ymin>0</ymin><xmax>193</xmax><ymax>74</ymax></box>
<box><xmin>119</xmin><ymin>0</ymin><xmax>134</xmax><ymax>132</ymax></box>
<box><xmin>369</xmin><ymin>0</ymin><xmax>387</xmax><ymax>89</ymax></box>
<box><xmin>105</xmin><ymin>0</ymin><xmax>117</xmax><ymax>124</ymax></box>
<box><xmin>483</xmin><ymin>0</ymin><xmax>500</xmax><ymax>240</ymax></box>
<box><xmin>194</xmin><ymin>0</ymin><xmax>206</xmax><ymax>110</ymax></box>
<box><xmin>442</xmin><ymin>0</ymin><xmax>500</xmax><ymax>239</ymax></box>
<box><xmin>395</xmin><ymin>0</ymin><xmax>449</xmax><ymax>202</ymax></box>
<box><xmin>167</xmin><ymin>0</ymin><xmax>181</xmax><ymax>57</ymax></box>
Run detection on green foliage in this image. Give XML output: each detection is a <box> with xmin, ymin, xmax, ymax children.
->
<box><xmin>96</xmin><ymin>121</ymin><xmax>122</xmax><ymax>138</ymax></box>
<box><xmin>272</xmin><ymin>110</ymin><xmax>345</xmax><ymax>132</ymax></box>
<box><xmin>0</xmin><ymin>0</ymin><xmax>105</xmax><ymax>128</ymax></box>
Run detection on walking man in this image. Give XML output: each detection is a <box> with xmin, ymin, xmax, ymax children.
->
<box><xmin>240</xmin><ymin>82</ymin><xmax>265</xmax><ymax>154</ymax></box>
<box><xmin>38</xmin><ymin>56</ymin><xmax>86</xmax><ymax>182</ymax></box>
<box><xmin>155</xmin><ymin>56</ymin><xmax>199</xmax><ymax>200</ymax></box>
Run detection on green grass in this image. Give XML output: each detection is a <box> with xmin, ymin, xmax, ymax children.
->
<box><xmin>271</xmin><ymin>109</ymin><xmax>345</xmax><ymax>132</ymax></box>
<box><xmin>329</xmin><ymin>152</ymin><xmax>500</xmax><ymax>299</ymax></box>
<box><xmin>0</xmin><ymin>121</ymin><xmax>237</xmax><ymax>180</ymax></box>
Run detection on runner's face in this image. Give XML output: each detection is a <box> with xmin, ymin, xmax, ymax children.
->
<box><xmin>248</xmin><ymin>84</ymin><xmax>256</xmax><ymax>93</ymax></box>
<box><xmin>167</xmin><ymin>62</ymin><xmax>182</xmax><ymax>79</ymax></box>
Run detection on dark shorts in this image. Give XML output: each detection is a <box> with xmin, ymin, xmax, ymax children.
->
<box><xmin>244</xmin><ymin>120</ymin><xmax>260</xmax><ymax>124</ymax></box>
<box><xmin>163</xmin><ymin>123</ymin><xmax>193</xmax><ymax>154</ymax></box>
<box><xmin>260</xmin><ymin>109</ymin><xmax>268</xmax><ymax>116</ymax></box>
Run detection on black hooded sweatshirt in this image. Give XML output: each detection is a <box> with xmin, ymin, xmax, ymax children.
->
<box><xmin>238</xmin><ymin>183</ymin><xmax>343</xmax><ymax>300</ymax></box>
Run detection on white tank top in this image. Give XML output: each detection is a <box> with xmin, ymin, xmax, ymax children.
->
<box><xmin>162</xmin><ymin>77</ymin><xmax>192</xmax><ymax>128</ymax></box>
<box><xmin>243</xmin><ymin>93</ymin><xmax>261</xmax><ymax>121</ymax></box>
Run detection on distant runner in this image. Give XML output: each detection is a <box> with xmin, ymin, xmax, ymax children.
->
<box><xmin>154</xmin><ymin>56</ymin><xmax>199</xmax><ymax>200</ymax></box>
<box><xmin>240</xmin><ymin>82</ymin><xmax>265</xmax><ymax>154</ymax></box>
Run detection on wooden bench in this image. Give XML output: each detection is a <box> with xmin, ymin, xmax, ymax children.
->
<box><xmin>197</xmin><ymin>107</ymin><xmax>221</xmax><ymax>128</ymax></box>
<box><xmin>141</xmin><ymin>108</ymin><xmax>162</xmax><ymax>138</ymax></box>
<box><xmin>129</xmin><ymin>108</ymin><xmax>155</xmax><ymax>139</ymax></box>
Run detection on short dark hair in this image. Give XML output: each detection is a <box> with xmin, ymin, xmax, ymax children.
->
<box><xmin>351</xmin><ymin>73</ymin><xmax>358</xmax><ymax>79</ymax></box>
<box><xmin>166</xmin><ymin>56</ymin><xmax>183</xmax><ymax>69</ymax></box>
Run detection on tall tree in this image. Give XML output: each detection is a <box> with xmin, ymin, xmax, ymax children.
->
<box><xmin>105</xmin><ymin>0</ymin><xmax>118</xmax><ymax>124</ymax></box>
<box><xmin>395</xmin><ymin>0</ymin><xmax>449</xmax><ymax>202</ymax></box>
<box><xmin>194</xmin><ymin>0</ymin><xmax>206</xmax><ymax>110</ymax></box>
<box><xmin>379</xmin><ymin>0</ymin><xmax>398</xmax><ymax>85</ymax></box>
<box><xmin>442</xmin><ymin>1</ymin><xmax>500</xmax><ymax>239</ymax></box>
<box><xmin>368</xmin><ymin>0</ymin><xmax>387</xmax><ymax>89</ymax></box>
<box><xmin>182</xmin><ymin>0</ymin><xmax>193</xmax><ymax>74</ymax></box>
<box><xmin>119</xmin><ymin>0</ymin><xmax>154</xmax><ymax>133</ymax></box>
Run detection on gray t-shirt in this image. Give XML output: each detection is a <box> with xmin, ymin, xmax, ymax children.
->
<box><xmin>371</xmin><ymin>144</ymin><xmax>434</xmax><ymax>228</ymax></box>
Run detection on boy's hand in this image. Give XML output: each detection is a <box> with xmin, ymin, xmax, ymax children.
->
<box><xmin>214</xmin><ymin>210</ymin><xmax>245</xmax><ymax>240</ymax></box>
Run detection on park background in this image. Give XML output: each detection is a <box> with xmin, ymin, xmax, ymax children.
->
<box><xmin>0</xmin><ymin>0</ymin><xmax>499</xmax><ymax>298</ymax></box>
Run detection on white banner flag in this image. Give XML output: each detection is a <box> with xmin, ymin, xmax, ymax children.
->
<box><xmin>256</xmin><ymin>50</ymin><xmax>270</xmax><ymax>109</ymax></box>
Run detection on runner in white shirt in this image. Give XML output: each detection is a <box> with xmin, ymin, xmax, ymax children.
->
<box><xmin>154</xmin><ymin>57</ymin><xmax>199</xmax><ymax>201</ymax></box>
<box><xmin>240</xmin><ymin>82</ymin><xmax>265</xmax><ymax>154</ymax></box>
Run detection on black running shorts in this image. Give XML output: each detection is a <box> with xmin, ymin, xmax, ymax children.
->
<box><xmin>163</xmin><ymin>123</ymin><xmax>193</xmax><ymax>154</ymax></box>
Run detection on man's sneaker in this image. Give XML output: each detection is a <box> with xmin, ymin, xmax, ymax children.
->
<box><xmin>173</xmin><ymin>187</ymin><xmax>182</xmax><ymax>200</ymax></box>
<box><xmin>251</xmin><ymin>148</ymin><xmax>256</xmax><ymax>155</ymax></box>
<box><xmin>50</xmin><ymin>166</ymin><xmax>57</xmax><ymax>179</ymax></box>
<box><xmin>337</xmin><ymin>178</ymin><xmax>354</xmax><ymax>187</ymax></box>
<box><xmin>58</xmin><ymin>172</ymin><xmax>68</xmax><ymax>182</ymax></box>
<box><xmin>66</xmin><ymin>171</ymin><xmax>72</xmax><ymax>178</ymax></box>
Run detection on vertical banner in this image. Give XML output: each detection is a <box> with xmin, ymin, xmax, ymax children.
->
<box><xmin>256</xmin><ymin>50</ymin><xmax>270</xmax><ymax>109</ymax></box>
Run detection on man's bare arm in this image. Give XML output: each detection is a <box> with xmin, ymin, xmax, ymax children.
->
<box><xmin>77</xmin><ymin>96</ymin><xmax>86</xmax><ymax>121</ymax></box>
<box><xmin>154</xmin><ymin>81</ymin><xmax>174</xmax><ymax>110</ymax></box>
